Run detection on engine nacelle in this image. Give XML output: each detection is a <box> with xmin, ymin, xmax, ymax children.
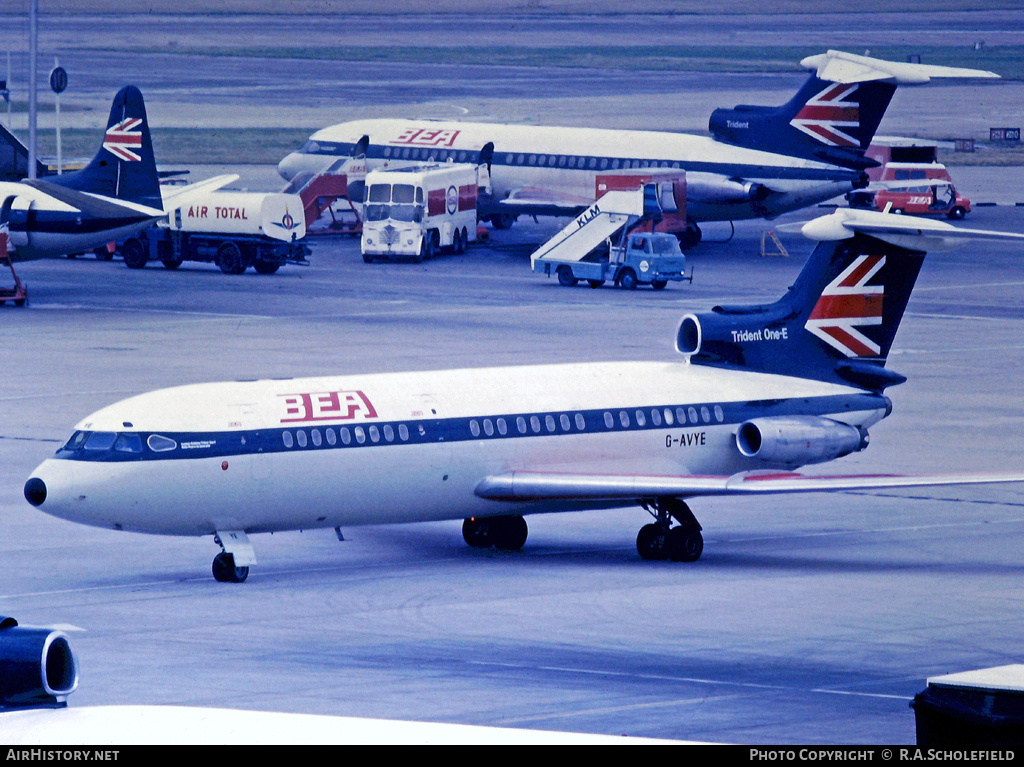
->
<box><xmin>0</xmin><ymin>194</ymin><xmax>33</xmax><ymax>247</ymax></box>
<box><xmin>736</xmin><ymin>416</ymin><xmax>868</xmax><ymax>467</ymax></box>
<box><xmin>0</xmin><ymin>616</ymin><xmax>79</xmax><ymax>709</ymax></box>
<box><xmin>685</xmin><ymin>175</ymin><xmax>768</xmax><ymax>205</ymax></box>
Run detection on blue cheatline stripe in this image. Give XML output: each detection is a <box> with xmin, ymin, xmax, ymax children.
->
<box><xmin>305</xmin><ymin>142</ymin><xmax>857</xmax><ymax>184</ymax></box>
<box><xmin>54</xmin><ymin>392</ymin><xmax>887</xmax><ymax>464</ymax></box>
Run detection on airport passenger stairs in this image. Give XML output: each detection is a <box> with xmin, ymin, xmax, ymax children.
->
<box><xmin>282</xmin><ymin>157</ymin><xmax>365</xmax><ymax>235</ymax></box>
<box><xmin>529</xmin><ymin>184</ymin><xmax>670</xmax><ymax>268</ymax></box>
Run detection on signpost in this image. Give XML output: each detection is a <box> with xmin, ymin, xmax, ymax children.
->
<box><xmin>50</xmin><ymin>60</ymin><xmax>66</xmax><ymax>174</ymax></box>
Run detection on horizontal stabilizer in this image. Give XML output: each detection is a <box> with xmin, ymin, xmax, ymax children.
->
<box><xmin>24</xmin><ymin>179</ymin><xmax>164</xmax><ymax>219</ymax></box>
<box><xmin>475</xmin><ymin>469</ymin><xmax>1024</xmax><ymax>502</ymax></box>
<box><xmin>799</xmin><ymin>208</ymin><xmax>1024</xmax><ymax>251</ymax></box>
<box><xmin>801</xmin><ymin>50</ymin><xmax>1001</xmax><ymax>85</ymax></box>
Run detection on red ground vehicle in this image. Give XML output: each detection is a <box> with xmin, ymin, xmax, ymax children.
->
<box><xmin>870</xmin><ymin>163</ymin><xmax>971</xmax><ymax>220</ymax></box>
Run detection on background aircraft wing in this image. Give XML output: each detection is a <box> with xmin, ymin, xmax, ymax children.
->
<box><xmin>475</xmin><ymin>469</ymin><xmax>1024</xmax><ymax>502</ymax></box>
<box><xmin>161</xmin><ymin>173</ymin><xmax>239</xmax><ymax>212</ymax></box>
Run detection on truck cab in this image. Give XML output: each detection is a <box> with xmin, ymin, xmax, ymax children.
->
<box><xmin>609</xmin><ymin>232</ymin><xmax>690</xmax><ymax>289</ymax></box>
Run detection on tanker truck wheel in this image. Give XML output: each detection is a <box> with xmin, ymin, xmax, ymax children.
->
<box><xmin>121</xmin><ymin>238</ymin><xmax>148</xmax><ymax>269</ymax></box>
<box><xmin>253</xmin><ymin>259</ymin><xmax>281</xmax><ymax>275</ymax></box>
<box><xmin>216</xmin><ymin>242</ymin><xmax>246</xmax><ymax>274</ymax></box>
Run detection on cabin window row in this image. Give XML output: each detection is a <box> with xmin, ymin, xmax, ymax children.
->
<box><xmin>501</xmin><ymin>154</ymin><xmax>681</xmax><ymax>171</ymax></box>
<box><xmin>468</xmin><ymin>405</ymin><xmax>726</xmax><ymax>440</ymax></box>
<box><xmin>375</xmin><ymin>143</ymin><xmax>681</xmax><ymax>172</ymax></box>
<box><xmin>282</xmin><ymin>423</ymin><xmax>419</xmax><ymax>449</ymax></box>
<box><xmin>381</xmin><ymin>146</ymin><xmax>478</xmax><ymax>163</ymax></box>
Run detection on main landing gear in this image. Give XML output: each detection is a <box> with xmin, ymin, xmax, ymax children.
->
<box><xmin>461</xmin><ymin>501</ymin><xmax>703</xmax><ymax>563</ymax></box>
<box><xmin>462</xmin><ymin>515</ymin><xmax>528</xmax><ymax>551</ymax></box>
<box><xmin>636</xmin><ymin>498</ymin><xmax>704</xmax><ymax>562</ymax></box>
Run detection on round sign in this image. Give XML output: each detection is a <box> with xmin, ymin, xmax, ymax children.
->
<box><xmin>49</xmin><ymin>66</ymin><xmax>68</xmax><ymax>94</ymax></box>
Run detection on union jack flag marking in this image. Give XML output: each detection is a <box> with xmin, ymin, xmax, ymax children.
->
<box><xmin>103</xmin><ymin>117</ymin><xmax>144</xmax><ymax>162</ymax></box>
<box><xmin>790</xmin><ymin>83</ymin><xmax>861</xmax><ymax>148</ymax></box>
<box><xmin>805</xmin><ymin>255</ymin><xmax>884</xmax><ymax>357</ymax></box>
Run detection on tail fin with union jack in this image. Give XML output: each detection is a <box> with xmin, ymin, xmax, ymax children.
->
<box><xmin>708</xmin><ymin>74</ymin><xmax>895</xmax><ymax>171</ymax></box>
<box><xmin>48</xmin><ymin>85</ymin><xmax>161</xmax><ymax>209</ymax></box>
<box><xmin>676</xmin><ymin>220</ymin><xmax>928</xmax><ymax>392</ymax></box>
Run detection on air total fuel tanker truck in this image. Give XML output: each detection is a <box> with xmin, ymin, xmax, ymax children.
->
<box><xmin>120</xmin><ymin>190</ymin><xmax>310</xmax><ymax>274</ymax></box>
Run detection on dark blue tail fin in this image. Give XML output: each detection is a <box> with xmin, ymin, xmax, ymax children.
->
<box><xmin>709</xmin><ymin>75</ymin><xmax>895</xmax><ymax>171</ymax></box>
<box><xmin>677</xmin><ymin>230</ymin><xmax>925</xmax><ymax>391</ymax></box>
<box><xmin>48</xmin><ymin>86</ymin><xmax>161</xmax><ymax>209</ymax></box>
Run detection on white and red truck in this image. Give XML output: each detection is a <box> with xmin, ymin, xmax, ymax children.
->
<box><xmin>360</xmin><ymin>163</ymin><xmax>485</xmax><ymax>262</ymax></box>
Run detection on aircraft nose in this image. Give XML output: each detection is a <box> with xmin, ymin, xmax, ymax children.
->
<box><xmin>24</xmin><ymin>477</ymin><xmax>47</xmax><ymax>507</ymax></box>
<box><xmin>277</xmin><ymin>152</ymin><xmax>302</xmax><ymax>182</ymax></box>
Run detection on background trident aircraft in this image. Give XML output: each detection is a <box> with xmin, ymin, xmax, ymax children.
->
<box><xmin>22</xmin><ymin>206</ymin><xmax>1024</xmax><ymax>582</ymax></box>
<box><xmin>277</xmin><ymin>50</ymin><xmax>998</xmax><ymax>245</ymax></box>
<box><xmin>0</xmin><ymin>86</ymin><xmax>234</xmax><ymax>262</ymax></box>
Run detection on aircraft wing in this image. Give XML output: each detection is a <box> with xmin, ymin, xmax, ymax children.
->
<box><xmin>475</xmin><ymin>469</ymin><xmax>1024</xmax><ymax>502</ymax></box>
<box><xmin>161</xmin><ymin>173</ymin><xmax>239</xmax><ymax>211</ymax></box>
<box><xmin>486</xmin><ymin>187</ymin><xmax>591</xmax><ymax>219</ymax></box>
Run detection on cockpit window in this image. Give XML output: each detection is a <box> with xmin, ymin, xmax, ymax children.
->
<box><xmin>84</xmin><ymin>432</ymin><xmax>117</xmax><ymax>451</ymax></box>
<box><xmin>114</xmin><ymin>433</ymin><xmax>143</xmax><ymax>453</ymax></box>
<box><xmin>147</xmin><ymin>434</ymin><xmax>177</xmax><ymax>452</ymax></box>
<box><xmin>62</xmin><ymin>431</ymin><xmax>88</xmax><ymax>451</ymax></box>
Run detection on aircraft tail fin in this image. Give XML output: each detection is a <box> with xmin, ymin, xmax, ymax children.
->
<box><xmin>677</xmin><ymin>209</ymin><xmax>1024</xmax><ymax>391</ymax></box>
<box><xmin>0</xmin><ymin>123</ymin><xmax>47</xmax><ymax>181</ymax></box>
<box><xmin>708</xmin><ymin>74</ymin><xmax>894</xmax><ymax>170</ymax></box>
<box><xmin>48</xmin><ymin>86</ymin><xmax>161</xmax><ymax>209</ymax></box>
<box><xmin>709</xmin><ymin>51</ymin><xmax>1001</xmax><ymax>171</ymax></box>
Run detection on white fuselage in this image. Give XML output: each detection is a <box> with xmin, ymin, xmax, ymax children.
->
<box><xmin>277</xmin><ymin>118</ymin><xmax>859</xmax><ymax>223</ymax></box>
<box><xmin>0</xmin><ymin>181</ymin><xmax>160</xmax><ymax>261</ymax></box>
<box><xmin>27</xmin><ymin>361</ymin><xmax>886</xmax><ymax>538</ymax></box>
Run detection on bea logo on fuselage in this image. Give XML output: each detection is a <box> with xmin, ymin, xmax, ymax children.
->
<box><xmin>391</xmin><ymin>128</ymin><xmax>461</xmax><ymax>148</ymax></box>
<box><xmin>280</xmin><ymin>390</ymin><xmax>378</xmax><ymax>423</ymax></box>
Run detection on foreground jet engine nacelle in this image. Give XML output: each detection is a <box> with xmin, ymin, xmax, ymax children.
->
<box><xmin>0</xmin><ymin>616</ymin><xmax>79</xmax><ymax>710</ymax></box>
<box><xmin>736</xmin><ymin>416</ymin><xmax>868</xmax><ymax>466</ymax></box>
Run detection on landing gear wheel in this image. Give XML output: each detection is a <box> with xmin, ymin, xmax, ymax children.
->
<box><xmin>667</xmin><ymin>525</ymin><xmax>704</xmax><ymax>562</ymax></box>
<box><xmin>637</xmin><ymin>498</ymin><xmax>704</xmax><ymax>563</ymax></box>
<box><xmin>212</xmin><ymin>551</ymin><xmax>249</xmax><ymax>583</ymax></box>
<box><xmin>462</xmin><ymin>515</ymin><xmax>528</xmax><ymax>551</ymax></box>
<box><xmin>637</xmin><ymin>523</ymin><xmax>669</xmax><ymax>560</ymax></box>
<box><xmin>678</xmin><ymin>222</ymin><xmax>702</xmax><ymax>250</ymax></box>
